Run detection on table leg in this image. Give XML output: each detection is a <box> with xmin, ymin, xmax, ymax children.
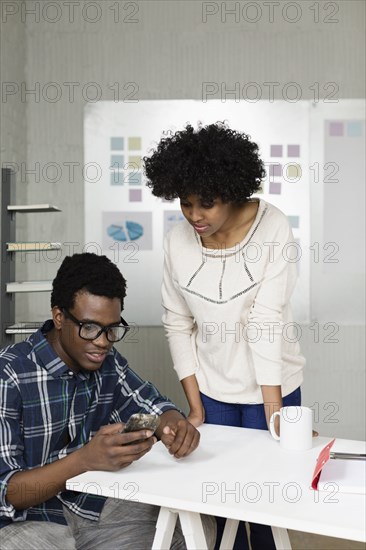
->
<box><xmin>152</xmin><ymin>507</ymin><xmax>178</xmax><ymax>550</ymax></box>
<box><xmin>271</xmin><ymin>527</ymin><xmax>292</xmax><ymax>550</ymax></box>
<box><xmin>219</xmin><ymin>518</ymin><xmax>239</xmax><ymax>549</ymax></box>
<box><xmin>178</xmin><ymin>510</ymin><xmax>208</xmax><ymax>550</ymax></box>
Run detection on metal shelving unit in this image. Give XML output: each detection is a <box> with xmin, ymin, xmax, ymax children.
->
<box><xmin>0</xmin><ymin>168</ymin><xmax>61</xmax><ymax>346</ymax></box>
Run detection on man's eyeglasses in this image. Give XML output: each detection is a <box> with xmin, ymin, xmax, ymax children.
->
<box><xmin>62</xmin><ymin>309</ymin><xmax>131</xmax><ymax>343</ymax></box>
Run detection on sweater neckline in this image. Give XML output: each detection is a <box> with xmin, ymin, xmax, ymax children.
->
<box><xmin>196</xmin><ymin>199</ymin><xmax>267</xmax><ymax>257</ymax></box>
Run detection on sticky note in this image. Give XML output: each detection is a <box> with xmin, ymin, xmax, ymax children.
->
<box><xmin>128</xmin><ymin>156</ymin><xmax>142</xmax><ymax>169</ymax></box>
<box><xmin>287</xmin><ymin>164</ymin><xmax>302</xmax><ymax>179</ymax></box>
<box><xmin>271</xmin><ymin>145</ymin><xmax>283</xmax><ymax>157</ymax></box>
<box><xmin>110</xmin><ymin>155</ymin><xmax>124</xmax><ymax>168</ymax></box>
<box><xmin>269</xmin><ymin>181</ymin><xmax>281</xmax><ymax>194</ymax></box>
<box><xmin>288</xmin><ymin>145</ymin><xmax>300</xmax><ymax>157</ymax></box>
<box><xmin>128</xmin><ymin>137</ymin><xmax>142</xmax><ymax>150</ymax></box>
<box><xmin>128</xmin><ymin>172</ymin><xmax>142</xmax><ymax>185</ymax></box>
<box><xmin>129</xmin><ymin>189</ymin><xmax>142</xmax><ymax>202</ymax></box>
<box><xmin>110</xmin><ymin>172</ymin><xmax>125</xmax><ymax>185</ymax></box>
<box><xmin>347</xmin><ymin>121</ymin><xmax>363</xmax><ymax>137</ymax></box>
<box><xmin>288</xmin><ymin>216</ymin><xmax>300</xmax><ymax>228</ymax></box>
<box><xmin>111</xmin><ymin>137</ymin><xmax>124</xmax><ymax>150</ymax></box>
<box><xmin>329</xmin><ymin>122</ymin><xmax>344</xmax><ymax>137</ymax></box>
<box><xmin>270</xmin><ymin>164</ymin><xmax>282</xmax><ymax>177</ymax></box>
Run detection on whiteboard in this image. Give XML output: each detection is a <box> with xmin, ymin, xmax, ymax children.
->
<box><xmin>84</xmin><ymin>100</ymin><xmax>311</xmax><ymax>325</ymax></box>
<box><xmin>309</xmin><ymin>100</ymin><xmax>365</xmax><ymax>324</ymax></box>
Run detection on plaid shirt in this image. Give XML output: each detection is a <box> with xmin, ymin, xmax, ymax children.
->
<box><xmin>0</xmin><ymin>320</ymin><xmax>179</xmax><ymax>528</ymax></box>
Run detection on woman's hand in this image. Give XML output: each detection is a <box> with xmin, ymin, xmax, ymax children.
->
<box><xmin>181</xmin><ymin>375</ymin><xmax>205</xmax><ymax>427</ymax></box>
<box><xmin>187</xmin><ymin>408</ymin><xmax>205</xmax><ymax>427</ymax></box>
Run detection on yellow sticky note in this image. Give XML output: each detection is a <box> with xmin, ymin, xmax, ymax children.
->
<box><xmin>128</xmin><ymin>137</ymin><xmax>141</xmax><ymax>150</ymax></box>
<box><xmin>128</xmin><ymin>156</ymin><xmax>142</xmax><ymax>169</ymax></box>
<box><xmin>287</xmin><ymin>164</ymin><xmax>301</xmax><ymax>179</ymax></box>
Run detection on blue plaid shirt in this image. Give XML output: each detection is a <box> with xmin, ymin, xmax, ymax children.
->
<box><xmin>0</xmin><ymin>321</ymin><xmax>179</xmax><ymax>528</ymax></box>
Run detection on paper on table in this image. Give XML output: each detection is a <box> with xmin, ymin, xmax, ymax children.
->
<box><xmin>312</xmin><ymin>438</ymin><xmax>366</xmax><ymax>494</ymax></box>
<box><xmin>318</xmin><ymin>458</ymin><xmax>366</xmax><ymax>495</ymax></box>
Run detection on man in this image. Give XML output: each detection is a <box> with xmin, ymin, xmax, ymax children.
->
<box><xmin>0</xmin><ymin>253</ymin><xmax>215</xmax><ymax>549</ymax></box>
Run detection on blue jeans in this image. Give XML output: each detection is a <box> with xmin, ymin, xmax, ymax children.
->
<box><xmin>201</xmin><ymin>387</ymin><xmax>301</xmax><ymax>550</ymax></box>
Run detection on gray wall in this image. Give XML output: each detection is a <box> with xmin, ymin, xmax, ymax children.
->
<box><xmin>0</xmin><ymin>3</ymin><xmax>27</xmax><ymax>204</ymax></box>
<box><xmin>1</xmin><ymin>1</ymin><xmax>365</xmax><ymax>438</ymax></box>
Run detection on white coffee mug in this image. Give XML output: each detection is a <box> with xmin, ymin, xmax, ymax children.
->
<box><xmin>269</xmin><ymin>406</ymin><xmax>313</xmax><ymax>451</ymax></box>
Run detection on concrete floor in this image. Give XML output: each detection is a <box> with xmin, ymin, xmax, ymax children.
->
<box><xmin>288</xmin><ymin>530</ymin><xmax>365</xmax><ymax>550</ymax></box>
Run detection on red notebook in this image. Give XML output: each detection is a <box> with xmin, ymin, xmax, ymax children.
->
<box><xmin>311</xmin><ymin>438</ymin><xmax>336</xmax><ymax>490</ymax></box>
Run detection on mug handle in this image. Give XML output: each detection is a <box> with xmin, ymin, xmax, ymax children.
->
<box><xmin>269</xmin><ymin>411</ymin><xmax>280</xmax><ymax>441</ymax></box>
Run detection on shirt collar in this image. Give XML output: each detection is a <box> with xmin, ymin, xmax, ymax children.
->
<box><xmin>29</xmin><ymin>320</ymin><xmax>90</xmax><ymax>380</ymax></box>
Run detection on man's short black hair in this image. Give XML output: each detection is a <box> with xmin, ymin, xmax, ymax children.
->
<box><xmin>51</xmin><ymin>253</ymin><xmax>127</xmax><ymax>310</ymax></box>
<box><xmin>144</xmin><ymin>121</ymin><xmax>265</xmax><ymax>204</ymax></box>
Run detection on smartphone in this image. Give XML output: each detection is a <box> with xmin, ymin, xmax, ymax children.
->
<box><xmin>122</xmin><ymin>413</ymin><xmax>160</xmax><ymax>434</ymax></box>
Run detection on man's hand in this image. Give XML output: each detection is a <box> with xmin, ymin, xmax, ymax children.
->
<box><xmin>78</xmin><ymin>422</ymin><xmax>156</xmax><ymax>472</ymax></box>
<box><xmin>7</xmin><ymin>422</ymin><xmax>155</xmax><ymax>511</ymax></box>
<box><xmin>157</xmin><ymin>411</ymin><xmax>200</xmax><ymax>458</ymax></box>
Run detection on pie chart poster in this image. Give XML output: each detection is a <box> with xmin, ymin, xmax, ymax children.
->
<box><xmin>102</xmin><ymin>212</ymin><xmax>152</xmax><ymax>250</ymax></box>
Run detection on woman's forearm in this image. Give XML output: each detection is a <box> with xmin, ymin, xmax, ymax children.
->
<box><xmin>261</xmin><ymin>385</ymin><xmax>283</xmax><ymax>431</ymax></box>
<box><xmin>181</xmin><ymin>375</ymin><xmax>205</xmax><ymax>426</ymax></box>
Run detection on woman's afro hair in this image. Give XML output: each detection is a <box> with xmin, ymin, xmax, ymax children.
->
<box><xmin>51</xmin><ymin>253</ymin><xmax>127</xmax><ymax>310</ymax></box>
<box><xmin>144</xmin><ymin>121</ymin><xmax>265</xmax><ymax>204</ymax></box>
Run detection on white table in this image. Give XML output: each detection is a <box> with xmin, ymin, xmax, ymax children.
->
<box><xmin>66</xmin><ymin>424</ymin><xmax>366</xmax><ymax>549</ymax></box>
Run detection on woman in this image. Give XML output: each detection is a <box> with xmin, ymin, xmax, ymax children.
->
<box><xmin>144</xmin><ymin>122</ymin><xmax>305</xmax><ymax>549</ymax></box>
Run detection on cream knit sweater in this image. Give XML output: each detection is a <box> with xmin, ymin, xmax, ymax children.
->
<box><xmin>162</xmin><ymin>199</ymin><xmax>304</xmax><ymax>404</ymax></box>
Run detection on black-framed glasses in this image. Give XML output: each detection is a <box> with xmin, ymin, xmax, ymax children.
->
<box><xmin>62</xmin><ymin>308</ymin><xmax>131</xmax><ymax>343</ymax></box>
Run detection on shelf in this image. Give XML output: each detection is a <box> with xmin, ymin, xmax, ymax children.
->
<box><xmin>7</xmin><ymin>204</ymin><xmax>61</xmax><ymax>213</ymax></box>
<box><xmin>6</xmin><ymin>281</ymin><xmax>53</xmax><ymax>293</ymax></box>
<box><xmin>1</xmin><ymin>169</ymin><xmax>62</xmax><ymax>346</ymax></box>
<box><xmin>5</xmin><ymin>323</ymin><xmax>42</xmax><ymax>335</ymax></box>
<box><xmin>7</xmin><ymin>242</ymin><xmax>61</xmax><ymax>252</ymax></box>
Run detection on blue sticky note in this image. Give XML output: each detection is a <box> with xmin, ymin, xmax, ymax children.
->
<box><xmin>288</xmin><ymin>216</ymin><xmax>300</xmax><ymax>229</ymax></box>
<box><xmin>128</xmin><ymin>172</ymin><xmax>142</xmax><ymax>185</ymax></box>
<box><xmin>110</xmin><ymin>155</ymin><xmax>124</xmax><ymax>169</ymax></box>
<box><xmin>110</xmin><ymin>172</ymin><xmax>125</xmax><ymax>185</ymax></box>
<box><xmin>111</xmin><ymin>137</ymin><xmax>124</xmax><ymax>150</ymax></box>
<box><xmin>347</xmin><ymin>121</ymin><xmax>363</xmax><ymax>137</ymax></box>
